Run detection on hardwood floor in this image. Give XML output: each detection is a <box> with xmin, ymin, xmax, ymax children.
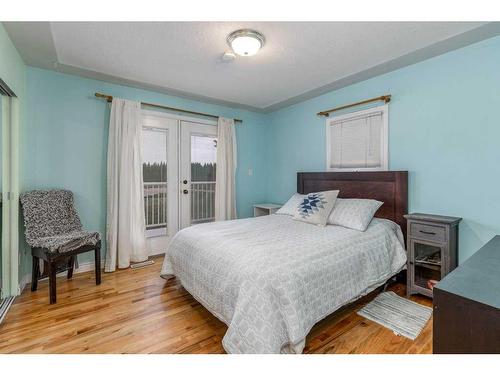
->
<box><xmin>0</xmin><ymin>258</ymin><xmax>433</xmax><ymax>354</ymax></box>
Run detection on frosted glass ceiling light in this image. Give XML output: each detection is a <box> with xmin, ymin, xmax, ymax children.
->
<box><xmin>227</xmin><ymin>29</ymin><xmax>265</xmax><ymax>57</ymax></box>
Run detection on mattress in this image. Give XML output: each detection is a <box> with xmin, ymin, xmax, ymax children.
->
<box><xmin>161</xmin><ymin>214</ymin><xmax>407</xmax><ymax>353</ymax></box>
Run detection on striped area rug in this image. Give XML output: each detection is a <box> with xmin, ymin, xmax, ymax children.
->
<box><xmin>358</xmin><ymin>291</ymin><xmax>432</xmax><ymax>340</ymax></box>
<box><xmin>0</xmin><ymin>297</ymin><xmax>15</xmax><ymax>325</ymax></box>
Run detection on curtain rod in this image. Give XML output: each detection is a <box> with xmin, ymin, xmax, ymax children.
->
<box><xmin>317</xmin><ymin>95</ymin><xmax>391</xmax><ymax>117</ymax></box>
<box><xmin>94</xmin><ymin>93</ymin><xmax>243</xmax><ymax>123</ymax></box>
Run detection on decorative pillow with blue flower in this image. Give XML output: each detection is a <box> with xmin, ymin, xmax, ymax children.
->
<box><xmin>293</xmin><ymin>190</ymin><xmax>339</xmax><ymax>226</ymax></box>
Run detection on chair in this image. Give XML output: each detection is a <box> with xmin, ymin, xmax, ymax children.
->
<box><xmin>20</xmin><ymin>190</ymin><xmax>101</xmax><ymax>304</ymax></box>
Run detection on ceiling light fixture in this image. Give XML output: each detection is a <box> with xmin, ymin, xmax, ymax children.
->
<box><xmin>227</xmin><ymin>29</ymin><xmax>265</xmax><ymax>57</ymax></box>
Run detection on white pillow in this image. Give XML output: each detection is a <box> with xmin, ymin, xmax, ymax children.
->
<box><xmin>327</xmin><ymin>198</ymin><xmax>383</xmax><ymax>231</ymax></box>
<box><xmin>293</xmin><ymin>190</ymin><xmax>339</xmax><ymax>226</ymax></box>
<box><xmin>275</xmin><ymin>193</ymin><xmax>305</xmax><ymax>216</ymax></box>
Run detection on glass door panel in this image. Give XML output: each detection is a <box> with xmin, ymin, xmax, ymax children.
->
<box><xmin>190</xmin><ymin>135</ymin><xmax>217</xmax><ymax>224</ymax></box>
<box><xmin>142</xmin><ymin>114</ymin><xmax>178</xmax><ymax>255</ymax></box>
<box><xmin>143</xmin><ymin>127</ymin><xmax>168</xmax><ymax>236</ymax></box>
<box><xmin>180</xmin><ymin>121</ymin><xmax>217</xmax><ymax>228</ymax></box>
<box><xmin>411</xmin><ymin>240</ymin><xmax>443</xmax><ymax>291</ymax></box>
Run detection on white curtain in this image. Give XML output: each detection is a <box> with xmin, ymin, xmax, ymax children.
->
<box><xmin>215</xmin><ymin>117</ymin><xmax>237</xmax><ymax>221</ymax></box>
<box><xmin>105</xmin><ymin>98</ymin><xmax>148</xmax><ymax>272</ymax></box>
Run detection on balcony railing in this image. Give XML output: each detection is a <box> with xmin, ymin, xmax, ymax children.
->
<box><xmin>191</xmin><ymin>181</ymin><xmax>216</xmax><ymax>224</ymax></box>
<box><xmin>143</xmin><ymin>181</ymin><xmax>216</xmax><ymax>230</ymax></box>
<box><xmin>144</xmin><ymin>182</ymin><xmax>167</xmax><ymax>230</ymax></box>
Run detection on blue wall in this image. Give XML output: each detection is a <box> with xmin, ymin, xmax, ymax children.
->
<box><xmin>266</xmin><ymin>35</ymin><xmax>500</xmax><ymax>262</ymax></box>
<box><xmin>24</xmin><ymin>67</ymin><xmax>268</xmax><ymax>264</ymax></box>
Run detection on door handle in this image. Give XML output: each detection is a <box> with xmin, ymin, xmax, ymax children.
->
<box><xmin>183</xmin><ymin>189</ymin><xmax>189</xmax><ymax>194</ymax></box>
<box><xmin>183</xmin><ymin>180</ymin><xmax>188</xmax><ymax>185</ymax></box>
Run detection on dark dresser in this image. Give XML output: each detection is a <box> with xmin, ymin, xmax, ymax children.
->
<box><xmin>433</xmin><ymin>235</ymin><xmax>500</xmax><ymax>353</ymax></box>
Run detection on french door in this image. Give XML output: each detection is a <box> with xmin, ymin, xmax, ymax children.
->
<box><xmin>180</xmin><ymin>122</ymin><xmax>217</xmax><ymax>229</ymax></box>
<box><xmin>142</xmin><ymin>112</ymin><xmax>217</xmax><ymax>255</ymax></box>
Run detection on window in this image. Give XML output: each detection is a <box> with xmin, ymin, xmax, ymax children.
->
<box><xmin>326</xmin><ymin>105</ymin><xmax>388</xmax><ymax>171</ymax></box>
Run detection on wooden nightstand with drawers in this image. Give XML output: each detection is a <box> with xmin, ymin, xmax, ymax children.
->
<box><xmin>404</xmin><ymin>213</ymin><xmax>462</xmax><ymax>298</ymax></box>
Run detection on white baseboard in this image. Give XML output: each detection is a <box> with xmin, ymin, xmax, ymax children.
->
<box><xmin>18</xmin><ymin>259</ymin><xmax>105</xmax><ymax>294</ymax></box>
<box><xmin>18</xmin><ymin>273</ymin><xmax>32</xmax><ymax>295</ymax></box>
<box><xmin>74</xmin><ymin>259</ymin><xmax>106</xmax><ymax>274</ymax></box>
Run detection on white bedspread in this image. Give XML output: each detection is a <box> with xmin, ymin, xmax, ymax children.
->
<box><xmin>161</xmin><ymin>214</ymin><xmax>406</xmax><ymax>354</ymax></box>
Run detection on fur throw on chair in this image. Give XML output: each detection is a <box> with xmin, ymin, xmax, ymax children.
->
<box><xmin>20</xmin><ymin>189</ymin><xmax>101</xmax><ymax>253</ymax></box>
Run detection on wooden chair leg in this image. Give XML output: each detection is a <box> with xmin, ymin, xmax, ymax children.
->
<box><xmin>31</xmin><ymin>256</ymin><xmax>39</xmax><ymax>292</ymax></box>
<box><xmin>67</xmin><ymin>256</ymin><xmax>75</xmax><ymax>279</ymax></box>
<box><xmin>94</xmin><ymin>247</ymin><xmax>101</xmax><ymax>285</ymax></box>
<box><xmin>47</xmin><ymin>261</ymin><xmax>57</xmax><ymax>304</ymax></box>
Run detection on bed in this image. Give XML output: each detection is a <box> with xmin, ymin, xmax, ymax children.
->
<box><xmin>161</xmin><ymin>171</ymin><xmax>408</xmax><ymax>354</ymax></box>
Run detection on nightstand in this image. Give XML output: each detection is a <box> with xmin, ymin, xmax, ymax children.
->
<box><xmin>404</xmin><ymin>213</ymin><xmax>461</xmax><ymax>298</ymax></box>
<box><xmin>253</xmin><ymin>203</ymin><xmax>282</xmax><ymax>217</ymax></box>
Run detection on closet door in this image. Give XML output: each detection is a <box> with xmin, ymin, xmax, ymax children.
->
<box><xmin>1</xmin><ymin>84</ymin><xmax>19</xmax><ymax>298</ymax></box>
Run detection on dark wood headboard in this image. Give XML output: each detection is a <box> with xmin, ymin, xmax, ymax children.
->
<box><xmin>297</xmin><ymin>171</ymin><xmax>408</xmax><ymax>239</ymax></box>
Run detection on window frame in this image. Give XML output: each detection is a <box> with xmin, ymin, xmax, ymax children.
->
<box><xmin>325</xmin><ymin>104</ymin><xmax>389</xmax><ymax>172</ymax></box>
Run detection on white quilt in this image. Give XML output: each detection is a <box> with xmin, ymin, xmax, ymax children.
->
<box><xmin>161</xmin><ymin>214</ymin><xmax>407</xmax><ymax>354</ymax></box>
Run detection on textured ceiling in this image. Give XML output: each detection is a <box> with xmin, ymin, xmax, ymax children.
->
<box><xmin>4</xmin><ymin>21</ymin><xmax>499</xmax><ymax>111</ymax></box>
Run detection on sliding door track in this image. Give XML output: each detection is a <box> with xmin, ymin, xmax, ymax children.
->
<box><xmin>0</xmin><ymin>296</ymin><xmax>15</xmax><ymax>325</ymax></box>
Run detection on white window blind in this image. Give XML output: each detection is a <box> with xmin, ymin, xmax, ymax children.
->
<box><xmin>326</xmin><ymin>105</ymin><xmax>388</xmax><ymax>171</ymax></box>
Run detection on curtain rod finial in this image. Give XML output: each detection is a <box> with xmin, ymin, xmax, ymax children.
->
<box><xmin>95</xmin><ymin>92</ymin><xmax>113</xmax><ymax>103</ymax></box>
